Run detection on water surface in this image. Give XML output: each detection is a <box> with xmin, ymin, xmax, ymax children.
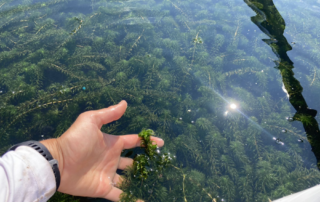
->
<box><xmin>1</xmin><ymin>0</ymin><xmax>320</xmax><ymax>201</ymax></box>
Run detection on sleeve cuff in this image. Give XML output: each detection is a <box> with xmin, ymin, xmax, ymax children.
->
<box><xmin>0</xmin><ymin>146</ymin><xmax>56</xmax><ymax>202</ymax></box>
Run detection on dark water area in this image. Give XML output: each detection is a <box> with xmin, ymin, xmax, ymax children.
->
<box><xmin>1</xmin><ymin>0</ymin><xmax>320</xmax><ymax>201</ymax></box>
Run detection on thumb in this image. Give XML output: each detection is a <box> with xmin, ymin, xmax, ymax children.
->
<box><xmin>90</xmin><ymin>100</ymin><xmax>127</xmax><ymax>128</ymax></box>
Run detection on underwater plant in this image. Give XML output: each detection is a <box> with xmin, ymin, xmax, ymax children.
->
<box><xmin>1</xmin><ymin>0</ymin><xmax>320</xmax><ymax>201</ymax></box>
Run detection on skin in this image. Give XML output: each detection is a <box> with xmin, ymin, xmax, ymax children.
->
<box><xmin>40</xmin><ymin>100</ymin><xmax>164</xmax><ymax>201</ymax></box>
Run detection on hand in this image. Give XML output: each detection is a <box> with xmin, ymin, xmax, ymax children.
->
<box><xmin>41</xmin><ymin>100</ymin><xmax>164</xmax><ymax>201</ymax></box>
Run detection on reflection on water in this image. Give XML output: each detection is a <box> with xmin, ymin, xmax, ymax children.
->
<box><xmin>244</xmin><ymin>0</ymin><xmax>320</xmax><ymax>171</ymax></box>
<box><xmin>1</xmin><ymin>0</ymin><xmax>320</xmax><ymax>201</ymax></box>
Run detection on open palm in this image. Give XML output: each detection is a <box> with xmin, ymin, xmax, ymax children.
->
<box><xmin>51</xmin><ymin>101</ymin><xmax>164</xmax><ymax>201</ymax></box>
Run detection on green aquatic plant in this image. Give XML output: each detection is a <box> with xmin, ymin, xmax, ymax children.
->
<box><xmin>119</xmin><ymin>129</ymin><xmax>174</xmax><ymax>201</ymax></box>
<box><xmin>0</xmin><ymin>0</ymin><xmax>320</xmax><ymax>201</ymax></box>
<box><xmin>132</xmin><ymin>129</ymin><xmax>172</xmax><ymax>180</ymax></box>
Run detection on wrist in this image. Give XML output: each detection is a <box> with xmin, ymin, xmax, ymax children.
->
<box><xmin>40</xmin><ymin>138</ymin><xmax>64</xmax><ymax>190</ymax></box>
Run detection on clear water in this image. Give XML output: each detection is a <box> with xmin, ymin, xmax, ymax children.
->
<box><xmin>1</xmin><ymin>0</ymin><xmax>320</xmax><ymax>201</ymax></box>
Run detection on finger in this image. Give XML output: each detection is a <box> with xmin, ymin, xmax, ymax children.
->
<box><xmin>120</xmin><ymin>134</ymin><xmax>164</xmax><ymax>150</ymax></box>
<box><xmin>91</xmin><ymin>100</ymin><xmax>127</xmax><ymax>128</ymax></box>
<box><xmin>150</xmin><ymin>136</ymin><xmax>165</xmax><ymax>147</ymax></box>
<box><xmin>103</xmin><ymin>186</ymin><xmax>122</xmax><ymax>202</ymax></box>
<box><xmin>104</xmin><ymin>186</ymin><xmax>144</xmax><ymax>202</ymax></box>
<box><xmin>113</xmin><ymin>174</ymin><xmax>124</xmax><ymax>187</ymax></box>
<box><xmin>118</xmin><ymin>157</ymin><xmax>134</xmax><ymax>170</ymax></box>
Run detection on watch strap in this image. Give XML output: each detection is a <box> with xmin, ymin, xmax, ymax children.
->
<box><xmin>7</xmin><ymin>141</ymin><xmax>61</xmax><ymax>191</ymax></box>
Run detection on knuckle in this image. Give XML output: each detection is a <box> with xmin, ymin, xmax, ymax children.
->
<box><xmin>77</xmin><ymin>111</ymin><xmax>91</xmax><ymax>120</ymax></box>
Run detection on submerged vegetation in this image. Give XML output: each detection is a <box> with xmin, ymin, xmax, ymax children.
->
<box><xmin>130</xmin><ymin>129</ymin><xmax>172</xmax><ymax>181</ymax></box>
<box><xmin>120</xmin><ymin>129</ymin><xmax>173</xmax><ymax>201</ymax></box>
<box><xmin>1</xmin><ymin>0</ymin><xmax>320</xmax><ymax>201</ymax></box>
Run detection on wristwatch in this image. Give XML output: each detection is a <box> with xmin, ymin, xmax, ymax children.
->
<box><xmin>6</xmin><ymin>140</ymin><xmax>61</xmax><ymax>191</ymax></box>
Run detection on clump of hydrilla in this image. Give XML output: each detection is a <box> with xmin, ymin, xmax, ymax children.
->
<box><xmin>119</xmin><ymin>129</ymin><xmax>173</xmax><ymax>202</ymax></box>
<box><xmin>133</xmin><ymin>129</ymin><xmax>172</xmax><ymax>180</ymax></box>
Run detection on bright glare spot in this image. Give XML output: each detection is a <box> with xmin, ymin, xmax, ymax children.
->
<box><xmin>273</xmin><ymin>137</ymin><xmax>276</xmax><ymax>140</ymax></box>
<box><xmin>224</xmin><ymin>111</ymin><xmax>229</xmax><ymax>116</ymax></box>
<box><xmin>230</xmin><ymin>103</ymin><xmax>237</xmax><ymax>109</ymax></box>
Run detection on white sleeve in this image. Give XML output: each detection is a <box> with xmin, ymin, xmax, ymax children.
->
<box><xmin>0</xmin><ymin>146</ymin><xmax>56</xmax><ymax>202</ymax></box>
